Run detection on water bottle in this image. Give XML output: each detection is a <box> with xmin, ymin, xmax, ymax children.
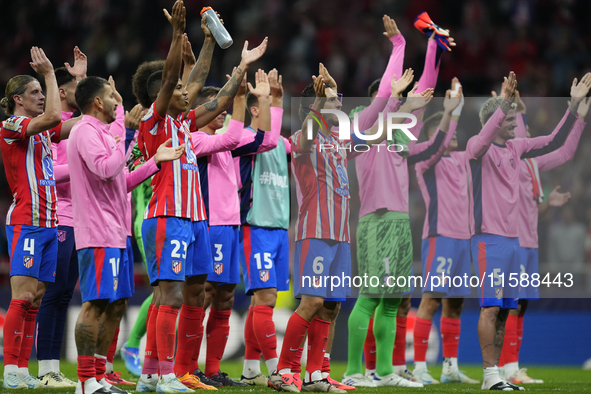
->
<box><xmin>201</xmin><ymin>7</ymin><xmax>233</xmax><ymax>49</ymax></box>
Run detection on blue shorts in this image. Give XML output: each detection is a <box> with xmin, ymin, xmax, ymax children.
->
<box><xmin>294</xmin><ymin>239</ymin><xmax>351</xmax><ymax>299</ymax></box>
<box><xmin>518</xmin><ymin>246</ymin><xmax>539</xmax><ymax>300</ymax></box>
<box><xmin>6</xmin><ymin>225</ymin><xmax>57</xmax><ymax>282</ymax></box>
<box><xmin>207</xmin><ymin>225</ymin><xmax>241</xmax><ymax>284</ymax></box>
<box><xmin>471</xmin><ymin>234</ymin><xmax>519</xmax><ymax>309</ymax></box>
<box><xmin>142</xmin><ymin>217</ymin><xmax>193</xmax><ymax>285</ymax></box>
<box><xmin>240</xmin><ymin>225</ymin><xmax>289</xmax><ymax>295</ymax></box>
<box><xmin>78</xmin><ymin>246</ymin><xmax>132</xmax><ymax>303</ymax></box>
<box><xmin>186</xmin><ymin>221</ymin><xmax>213</xmax><ymax>277</ymax></box>
<box><xmin>421</xmin><ymin>236</ymin><xmax>471</xmax><ymax>297</ymax></box>
<box><xmin>124</xmin><ymin>236</ymin><xmax>135</xmax><ymax>296</ymax></box>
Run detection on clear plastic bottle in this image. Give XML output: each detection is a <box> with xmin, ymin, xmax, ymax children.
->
<box><xmin>201</xmin><ymin>7</ymin><xmax>233</xmax><ymax>49</ymax></box>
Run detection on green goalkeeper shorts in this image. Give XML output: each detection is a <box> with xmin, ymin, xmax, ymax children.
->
<box><xmin>356</xmin><ymin>210</ymin><xmax>413</xmax><ymax>296</ymax></box>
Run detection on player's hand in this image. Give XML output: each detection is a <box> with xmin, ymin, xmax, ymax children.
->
<box><xmin>500</xmin><ymin>71</ymin><xmax>517</xmax><ymax>99</ymax></box>
<box><xmin>572</xmin><ymin>97</ymin><xmax>591</xmax><ymax>119</ymax></box>
<box><xmin>312</xmin><ymin>75</ymin><xmax>327</xmax><ymax>98</ymax></box>
<box><xmin>114</xmin><ymin>135</ymin><xmax>122</xmax><ymax>144</ymax></box>
<box><xmin>407</xmin><ymin>84</ymin><xmax>434</xmax><ymax>111</ymax></box>
<box><xmin>269</xmin><ymin>69</ymin><xmax>283</xmax><ymax>101</ymax></box>
<box><xmin>514</xmin><ymin>90</ymin><xmax>526</xmax><ymax>114</ymax></box>
<box><xmin>125</xmin><ymin>104</ymin><xmax>146</xmax><ymax>130</ymax></box>
<box><xmin>248</xmin><ymin>69</ymin><xmax>270</xmax><ymax>98</ymax></box>
<box><xmin>154</xmin><ymin>138</ymin><xmax>185</xmax><ymax>165</ymax></box>
<box><xmin>319</xmin><ymin>63</ymin><xmax>337</xmax><ymax>92</ymax></box>
<box><xmin>164</xmin><ymin>0</ymin><xmax>186</xmax><ymax>34</ymax></box>
<box><xmin>64</xmin><ymin>46</ymin><xmax>87</xmax><ymax>80</ymax></box>
<box><xmin>547</xmin><ymin>186</ymin><xmax>571</xmax><ymax>207</ymax></box>
<box><xmin>570</xmin><ymin>73</ymin><xmax>591</xmax><ymax>101</ymax></box>
<box><xmin>108</xmin><ymin>76</ymin><xmax>123</xmax><ymax>106</ymax></box>
<box><xmin>30</xmin><ymin>47</ymin><xmax>54</xmax><ymax>76</ymax></box>
<box><xmin>391</xmin><ymin>68</ymin><xmax>414</xmax><ymax>97</ymax></box>
<box><xmin>182</xmin><ymin>34</ymin><xmax>196</xmax><ymax>67</ymax></box>
<box><xmin>383</xmin><ymin>15</ymin><xmax>400</xmax><ymax>38</ymax></box>
<box><xmin>241</xmin><ymin>38</ymin><xmax>268</xmax><ymax>66</ymax></box>
<box><xmin>443</xmin><ymin>80</ymin><xmax>463</xmax><ymax>113</ymax></box>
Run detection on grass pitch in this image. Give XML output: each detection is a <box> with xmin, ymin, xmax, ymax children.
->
<box><xmin>1</xmin><ymin>361</ymin><xmax>590</xmax><ymax>393</ymax></box>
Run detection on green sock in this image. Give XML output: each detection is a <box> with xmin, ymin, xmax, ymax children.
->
<box><xmin>126</xmin><ymin>293</ymin><xmax>153</xmax><ymax>348</ymax></box>
<box><xmin>346</xmin><ymin>297</ymin><xmax>380</xmax><ymax>376</ymax></box>
<box><xmin>374</xmin><ymin>298</ymin><xmax>402</xmax><ymax>377</ymax></box>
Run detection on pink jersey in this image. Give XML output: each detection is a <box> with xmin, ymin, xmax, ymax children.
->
<box><xmin>191</xmin><ymin>118</ymin><xmax>279</xmax><ymax>226</ymax></box>
<box><xmin>138</xmin><ymin>101</ymin><xmax>206</xmax><ymax>221</ymax></box>
<box><xmin>415</xmin><ymin>122</ymin><xmax>473</xmax><ymax>240</ymax></box>
<box><xmin>467</xmin><ymin>107</ymin><xmax>577</xmax><ymax>237</ymax></box>
<box><xmin>517</xmin><ymin>118</ymin><xmax>586</xmax><ymax>248</ymax></box>
<box><xmin>68</xmin><ymin>106</ymin><xmax>159</xmax><ymax>250</ymax></box>
<box><xmin>1</xmin><ymin>116</ymin><xmax>62</xmax><ymax>228</ymax></box>
<box><xmin>52</xmin><ymin>111</ymin><xmax>74</xmax><ymax>227</ymax></box>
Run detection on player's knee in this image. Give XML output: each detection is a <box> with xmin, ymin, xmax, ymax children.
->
<box><xmin>298</xmin><ymin>297</ymin><xmax>324</xmax><ymax>319</ymax></box>
<box><xmin>253</xmin><ymin>288</ymin><xmax>277</xmax><ymax>307</ymax></box>
<box><xmin>108</xmin><ymin>298</ymin><xmax>128</xmax><ymax>320</ymax></box>
<box><xmin>397</xmin><ymin>297</ymin><xmax>411</xmax><ymax>317</ymax></box>
<box><xmin>160</xmin><ymin>291</ymin><xmax>183</xmax><ymax>308</ymax></box>
<box><xmin>14</xmin><ymin>292</ymin><xmax>36</xmax><ymax>305</ymax></box>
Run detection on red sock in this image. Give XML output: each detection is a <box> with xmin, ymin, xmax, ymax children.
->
<box><xmin>174</xmin><ymin>305</ymin><xmax>203</xmax><ymax>376</ymax></box>
<box><xmin>291</xmin><ymin>347</ymin><xmax>304</xmax><ymax>374</ymax></box>
<box><xmin>3</xmin><ymin>299</ymin><xmax>31</xmax><ymax>365</ymax></box>
<box><xmin>205</xmin><ymin>308</ymin><xmax>231</xmax><ymax>377</ymax></box>
<box><xmin>189</xmin><ymin>313</ymin><xmax>205</xmax><ymax>372</ymax></box>
<box><xmin>95</xmin><ymin>355</ymin><xmax>107</xmax><ymax>381</ymax></box>
<box><xmin>277</xmin><ymin>313</ymin><xmax>310</xmax><ymax>371</ymax></box>
<box><xmin>107</xmin><ymin>327</ymin><xmax>120</xmax><ymax>364</ymax></box>
<box><xmin>253</xmin><ymin>305</ymin><xmax>277</xmax><ymax>361</ymax></box>
<box><xmin>143</xmin><ymin>305</ymin><xmax>159</xmax><ymax>374</ymax></box>
<box><xmin>363</xmin><ymin>318</ymin><xmax>376</xmax><ymax>370</ymax></box>
<box><xmin>440</xmin><ymin>317</ymin><xmax>461</xmax><ymax>358</ymax></box>
<box><xmin>322</xmin><ymin>354</ymin><xmax>330</xmax><ymax>374</ymax></box>
<box><xmin>17</xmin><ymin>306</ymin><xmax>37</xmax><ymax>368</ymax></box>
<box><xmin>392</xmin><ymin>317</ymin><xmax>407</xmax><ymax>366</ymax></box>
<box><xmin>305</xmin><ymin>317</ymin><xmax>330</xmax><ymax>378</ymax></box>
<box><xmin>413</xmin><ymin>317</ymin><xmax>432</xmax><ymax>362</ymax></box>
<box><xmin>516</xmin><ymin>314</ymin><xmax>524</xmax><ymax>356</ymax></box>
<box><xmin>500</xmin><ymin>314</ymin><xmax>518</xmax><ymax>366</ymax></box>
<box><xmin>157</xmin><ymin>305</ymin><xmax>179</xmax><ymax>375</ymax></box>
<box><xmin>77</xmin><ymin>355</ymin><xmax>96</xmax><ymax>383</ymax></box>
<box><xmin>244</xmin><ymin>306</ymin><xmax>261</xmax><ymax>360</ymax></box>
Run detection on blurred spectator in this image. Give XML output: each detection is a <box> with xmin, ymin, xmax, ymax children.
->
<box><xmin>549</xmin><ymin>206</ymin><xmax>587</xmax><ymax>270</ymax></box>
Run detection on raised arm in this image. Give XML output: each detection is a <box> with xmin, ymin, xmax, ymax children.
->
<box><xmin>299</xmin><ymin>75</ymin><xmax>328</xmax><ymax>153</ymax></box>
<box><xmin>535</xmin><ymin>98</ymin><xmax>588</xmax><ymax>171</ymax></box>
<box><xmin>155</xmin><ymin>0</ymin><xmax>186</xmax><ymax>118</ymax></box>
<box><xmin>189</xmin><ymin>38</ymin><xmax>268</xmax><ymax>129</ymax></box>
<box><xmin>127</xmin><ymin>138</ymin><xmax>184</xmax><ymax>192</ymax></box>
<box><xmin>183</xmin><ymin>15</ymin><xmax>216</xmax><ymax>112</ymax></box>
<box><xmin>64</xmin><ymin>46</ymin><xmax>88</xmax><ymax>82</ymax></box>
<box><xmin>355</xmin><ymin>16</ymin><xmax>405</xmax><ymax>131</ymax></box>
<box><xmin>538</xmin><ymin>186</ymin><xmax>570</xmax><ymax>218</ymax></box>
<box><xmin>24</xmin><ymin>47</ymin><xmax>61</xmax><ymax>136</ymax></box>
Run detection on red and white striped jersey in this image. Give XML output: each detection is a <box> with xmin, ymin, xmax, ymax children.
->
<box><xmin>290</xmin><ymin>129</ymin><xmax>351</xmax><ymax>242</ymax></box>
<box><xmin>0</xmin><ymin>116</ymin><xmax>62</xmax><ymax>228</ymax></box>
<box><xmin>137</xmin><ymin>101</ymin><xmax>206</xmax><ymax>221</ymax></box>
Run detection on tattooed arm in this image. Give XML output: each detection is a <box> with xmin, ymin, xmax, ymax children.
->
<box><xmin>190</xmin><ymin>38</ymin><xmax>268</xmax><ymax>130</ymax></box>
<box><xmin>183</xmin><ymin>16</ymin><xmax>216</xmax><ymax>116</ymax></box>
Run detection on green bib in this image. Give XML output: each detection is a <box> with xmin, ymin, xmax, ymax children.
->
<box><xmin>246</xmin><ymin>138</ymin><xmax>290</xmax><ymax>229</ymax></box>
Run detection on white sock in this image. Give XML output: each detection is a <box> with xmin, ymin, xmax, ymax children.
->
<box><xmin>17</xmin><ymin>367</ymin><xmax>29</xmax><ymax>378</ymax></box>
<box><xmin>98</xmin><ymin>377</ymin><xmax>112</xmax><ymax>389</ymax></box>
<box><xmin>242</xmin><ymin>359</ymin><xmax>261</xmax><ymax>378</ymax></box>
<box><xmin>414</xmin><ymin>361</ymin><xmax>427</xmax><ymax>372</ymax></box>
<box><xmin>106</xmin><ymin>361</ymin><xmax>113</xmax><ymax>375</ymax></box>
<box><xmin>392</xmin><ymin>365</ymin><xmax>407</xmax><ymax>375</ymax></box>
<box><xmin>442</xmin><ymin>357</ymin><xmax>458</xmax><ymax>374</ymax></box>
<box><xmin>38</xmin><ymin>360</ymin><xmax>54</xmax><ymax>377</ymax></box>
<box><xmin>141</xmin><ymin>373</ymin><xmax>158</xmax><ymax>381</ymax></box>
<box><xmin>503</xmin><ymin>362</ymin><xmax>519</xmax><ymax>378</ymax></box>
<box><xmin>4</xmin><ymin>364</ymin><xmax>18</xmax><ymax>376</ymax></box>
<box><xmin>306</xmin><ymin>370</ymin><xmax>322</xmax><ymax>382</ymax></box>
<box><xmin>52</xmin><ymin>359</ymin><xmax>60</xmax><ymax>373</ymax></box>
<box><xmin>265</xmin><ymin>357</ymin><xmax>278</xmax><ymax>376</ymax></box>
<box><xmin>278</xmin><ymin>368</ymin><xmax>291</xmax><ymax>376</ymax></box>
<box><xmin>483</xmin><ymin>366</ymin><xmax>502</xmax><ymax>389</ymax></box>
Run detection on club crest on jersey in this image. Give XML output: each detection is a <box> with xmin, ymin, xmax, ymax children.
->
<box><xmin>42</xmin><ymin>156</ymin><xmax>54</xmax><ymax>178</ymax></box>
<box><xmin>113</xmin><ymin>278</ymin><xmax>119</xmax><ymax>291</ymax></box>
<box><xmin>495</xmin><ymin>287</ymin><xmax>503</xmax><ymax>299</ymax></box>
<box><xmin>58</xmin><ymin>230</ymin><xmax>67</xmax><ymax>242</ymax></box>
<box><xmin>313</xmin><ymin>276</ymin><xmax>322</xmax><ymax>288</ymax></box>
<box><xmin>214</xmin><ymin>262</ymin><xmax>223</xmax><ymax>275</ymax></box>
<box><xmin>259</xmin><ymin>270</ymin><xmax>269</xmax><ymax>282</ymax></box>
<box><xmin>510</xmin><ymin>158</ymin><xmax>516</xmax><ymax>169</ymax></box>
<box><xmin>335</xmin><ymin>163</ymin><xmax>349</xmax><ymax>196</ymax></box>
<box><xmin>23</xmin><ymin>256</ymin><xmax>33</xmax><ymax>269</ymax></box>
<box><xmin>172</xmin><ymin>260</ymin><xmax>182</xmax><ymax>274</ymax></box>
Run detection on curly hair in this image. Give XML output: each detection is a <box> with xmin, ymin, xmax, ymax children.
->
<box><xmin>132</xmin><ymin>60</ymin><xmax>165</xmax><ymax>108</ymax></box>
